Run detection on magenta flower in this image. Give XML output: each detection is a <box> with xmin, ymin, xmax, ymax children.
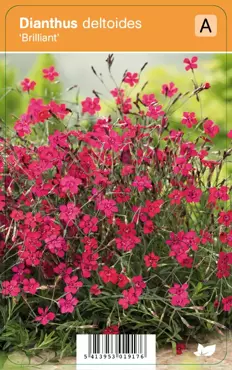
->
<box><xmin>222</xmin><ymin>296</ymin><xmax>232</xmax><ymax>312</ymax></box>
<box><xmin>35</xmin><ymin>307</ymin><xmax>55</xmax><ymax>325</ymax></box>
<box><xmin>1</xmin><ymin>280</ymin><xmax>20</xmax><ymax>297</ymax></box>
<box><xmin>22</xmin><ymin>278</ymin><xmax>40</xmax><ymax>295</ymax></box>
<box><xmin>123</xmin><ymin>72</ymin><xmax>139</xmax><ymax>87</ymax></box>
<box><xmin>60</xmin><ymin>176</ymin><xmax>82</xmax><ymax>194</ymax></box>
<box><xmin>132</xmin><ymin>175</ymin><xmax>152</xmax><ymax>192</ymax></box>
<box><xmin>181</xmin><ymin>112</ymin><xmax>197</xmax><ymax>128</ymax></box>
<box><xmin>228</xmin><ymin>130</ymin><xmax>232</xmax><ymax>139</ymax></box>
<box><xmin>203</xmin><ymin>120</ymin><xmax>220</xmax><ymax>138</ymax></box>
<box><xmin>21</xmin><ymin>78</ymin><xmax>36</xmax><ymax>92</ymax></box>
<box><xmin>144</xmin><ymin>252</ymin><xmax>160</xmax><ymax>268</ymax></box>
<box><xmin>169</xmin><ymin>283</ymin><xmax>190</xmax><ymax>308</ymax></box>
<box><xmin>142</xmin><ymin>93</ymin><xmax>157</xmax><ymax>106</ymax></box>
<box><xmin>79</xmin><ymin>215</ymin><xmax>98</xmax><ymax>234</ymax></box>
<box><xmin>184</xmin><ymin>186</ymin><xmax>202</xmax><ymax>203</ymax></box>
<box><xmin>97</xmin><ymin>198</ymin><xmax>118</xmax><ymax>217</ymax></box>
<box><xmin>103</xmin><ymin>325</ymin><xmax>120</xmax><ymax>334</ymax></box>
<box><xmin>99</xmin><ymin>266</ymin><xmax>118</xmax><ymax>284</ymax></box>
<box><xmin>42</xmin><ymin>66</ymin><xmax>59</xmax><ymax>81</ymax></box>
<box><xmin>58</xmin><ymin>293</ymin><xmax>79</xmax><ymax>314</ymax></box>
<box><xmin>183</xmin><ymin>56</ymin><xmax>198</xmax><ymax>71</ymax></box>
<box><xmin>64</xmin><ymin>275</ymin><xmax>83</xmax><ymax>294</ymax></box>
<box><xmin>161</xmin><ymin>82</ymin><xmax>178</xmax><ymax>97</ymax></box>
<box><xmin>59</xmin><ymin>202</ymin><xmax>80</xmax><ymax>224</ymax></box>
<box><xmin>81</xmin><ymin>97</ymin><xmax>101</xmax><ymax>115</ymax></box>
<box><xmin>90</xmin><ymin>284</ymin><xmax>102</xmax><ymax>296</ymax></box>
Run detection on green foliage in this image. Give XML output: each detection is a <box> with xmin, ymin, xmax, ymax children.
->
<box><xmin>27</xmin><ymin>53</ymin><xmax>62</xmax><ymax>104</ymax></box>
<box><xmin>0</xmin><ymin>54</ymin><xmax>62</xmax><ymax>136</ymax></box>
<box><xmin>0</xmin><ymin>61</ymin><xmax>23</xmax><ymax>128</ymax></box>
<box><xmin>0</xmin><ymin>53</ymin><xmax>231</xmax><ymax>358</ymax></box>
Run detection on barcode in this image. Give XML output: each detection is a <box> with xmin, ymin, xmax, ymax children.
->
<box><xmin>87</xmin><ymin>334</ymin><xmax>147</xmax><ymax>358</ymax></box>
<box><xmin>76</xmin><ymin>334</ymin><xmax>156</xmax><ymax>368</ymax></box>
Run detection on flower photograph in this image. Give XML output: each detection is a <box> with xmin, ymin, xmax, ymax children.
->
<box><xmin>0</xmin><ymin>52</ymin><xmax>231</xmax><ymax>367</ymax></box>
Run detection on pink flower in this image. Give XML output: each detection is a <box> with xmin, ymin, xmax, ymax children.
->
<box><xmin>176</xmin><ymin>343</ymin><xmax>186</xmax><ymax>355</ymax></box>
<box><xmin>19</xmin><ymin>247</ymin><xmax>43</xmax><ymax>267</ymax></box>
<box><xmin>184</xmin><ymin>186</ymin><xmax>202</xmax><ymax>203</ymax></box>
<box><xmin>35</xmin><ymin>307</ymin><xmax>55</xmax><ymax>325</ymax></box>
<box><xmin>48</xmin><ymin>101</ymin><xmax>69</xmax><ymax>120</ymax></box>
<box><xmin>208</xmin><ymin>186</ymin><xmax>229</xmax><ymax>204</ymax></box>
<box><xmin>110</xmin><ymin>88</ymin><xmax>124</xmax><ymax>98</ymax></box>
<box><xmin>144</xmin><ymin>252</ymin><xmax>160</xmax><ymax>268</ymax></box>
<box><xmin>217</xmin><ymin>252</ymin><xmax>232</xmax><ymax>279</ymax></box>
<box><xmin>118</xmin><ymin>287</ymin><xmax>140</xmax><ymax>309</ymax></box>
<box><xmin>161</xmin><ymin>82</ymin><xmax>178</xmax><ymax>97</ymax></box>
<box><xmin>58</xmin><ymin>293</ymin><xmax>79</xmax><ymax>314</ymax></box>
<box><xmin>81</xmin><ymin>97</ymin><xmax>101</xmax><ymax>115</ymax></box>
<box><xmin>1</xmin><ymin>280</ymin><xmax>20</xmax><ymax>297</ymax></box>
<box><xmin>181</xmin><ymin>112</ymin><xmax>197</xmax><ymax>128</ymax></box>
<box><xmin>12</xmin><ymin>263</ymin><xmax>31</xmax><ymax>282</ymax></box>
<box><xmin>54</xmin><ymin>263</ymin><xmax>72</xmax><ymax>277</ymax></box>
<box><xmin>42</xmin><ymin>66</ymin><xmax>59</xmax><ymax>81</ymax></box>
<box><xmin>220</xmin><ymin>231</ymin><xmax>232</xmax><ymax>247</ymax></box>
<box><xmin>46</xmin><ymin>235</ymin><xmax>68</xmax><ymax>258</ymax></box>
<box><xmin>103</xmin><ymin>325</ymin><xmax>119</xmax><ymax>334</ymax></box>
<box><xmin>21</xmin><ymin>78</ymin><xmax>36</xmax><ymax>92</ymax></box>
<box><xmin>113</xmin><ymin>186</ymin><xmax>131</xmax><ymax>203</ymax></box>
<box><xmin>64</xmin><ymin>275</ymin><xmax>83</xmax><ymax>294</ymax></box>
<box><xmin>169</xmin><ymin>189</ymin><xmax>183</xmax><ymax>205</ymax></box>
<box><xmin>99</xmin><ymin>266</ymin><xmax>118</xmax><ymax>284</ymax></box>
<box><xmin>143</xmin><ymin>200</ymin><xmax>164</xmax><ymax>218</ymax></box>
<box><xmin>183</xmin><ymin>56</ymin><xmax>198</xmax><ymax>71</ymax></box>
<box><xmin>115</xmin><ymin>236</ymin><xmax>140</xmax><ymax>252</ymax></box>
<box><xmin>23</xmin><ymin>278</ymin><xmax>40</xmax><ymax>295</ymax></box>
<box><xmin>10</xmin><ymin>209</ymin><xmax>24</xmax><ymax>221</ymax></box>
<box><xmin>79</xmin><ymin>215</ymin><xmax>98</xmax><ymax>234</ymax></box>
<box><xmin>97</xmin><ymin>198</ymin><xmax>118</xmax><ymax>217</ymax></box>
<box><xmin>59</xmin><ymin>202</ymin><xmax>80</xmax><ymax>224</ymax></box>
<box><xmin>169</xmin><ymin>283</ymin><xmax>190</xmax><ymax>307</ymax></box>
<box><xmin>142</xmin><ymin>93</ymin><xmax>157</xmax><ymax>106</ymax></box>
<box><xmin>228</xmin><ymin>130</ymin><xmax>232</xmax><ymax>139</ymax></box>
<box><xmin>90</xmin><ymin>284</ymin><xmax>102</xmax><ymax>296</ymax></box>
<box><xmin>132</xmin><ymin>276</ymin><xmax>146</xmax><ymax>295</ymax></box>
<box><xmin>203</xmin><ymin>120</ymin><xmax>220</xmax><ymax>138</ymax></box>
<box><xmin>123</xmin><ymin>72</ymin><xmax>139</xmax><ymax>87</ymax></box>
<box><xmin>200</xmin><ymin>230</ymin><xmax>213</xmax><ymax>245</ymax></box>
<box><xmin>222</xmin><ymin>296</ymin><xmax>232</xmax><ymax>312</ymax></box>
<box><xmin>169</xmin><ymin>283</ymin><xmax>189</xmax><ymax>295</ymax></box>
<box><xmin>143</xmin><ymin>220</ymin><xmax>154</xmax><ymax>234</ymax></box>
<box><xmin>14</xmin><ymin>119</ymin><xmax>31</xmax><ymax>137</ymax></box>
<box><xmin>122</xmin><ymin>98</ymin><xmax>132</xmax><ymax>113</ymax></box>
<box><xmin>218</xmin><ymin>211</ymin><xmax>232</xmax><ymax>227</ymax></box>
<box><xmin>117</xmin><ymin>274</ymin><xmax>129</xmax><ymax>288</ymax></box>
<box><xmin>146</xmin><ymin>104</ymin><xmax>164</xmax><ymax>120</ymax></box>
<box><xmin>60</xmin><ymin>176</ymin><xmax>82</xmax><ymax>194</ymax></box>
<box><xmin>132</xmin><ymin>175</ymin><xmax>152</xmax><ymax>192</ymax></box>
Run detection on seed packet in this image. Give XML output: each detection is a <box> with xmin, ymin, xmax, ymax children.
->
<box><xmin>0</xmin><ymin>1</ymin><xmax>231</xmax><ymax>369</ymax></box>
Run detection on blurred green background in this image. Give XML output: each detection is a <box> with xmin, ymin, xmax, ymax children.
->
<box><xmin>0</xmin><ymin>52</ymin><xmax>231</xmax><ymax>152</ymax></box>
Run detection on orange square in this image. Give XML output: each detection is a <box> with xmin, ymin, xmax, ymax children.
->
<box><xmin>195</xmin><ymin>15</ymin><xmax>217</xmax><ymax>37</ymax></box>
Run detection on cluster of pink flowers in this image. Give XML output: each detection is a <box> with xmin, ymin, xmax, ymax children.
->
<box><xmin>169</xmin><ymin>283</ymin><xmax>190</xmax><ymax>308</ymax></box>
<box><xmin>0</xmin><ymin>55</ymin><xmax>231</xmax><ymax>339</ymax></box>
<box><xmin>118</xmin><ymin>276</ymin><xmax>146</xmax><ymax>309</ymax></box>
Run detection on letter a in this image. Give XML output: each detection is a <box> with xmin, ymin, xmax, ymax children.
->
<box><xmin>200</xmin><ymin>18</ymin><xmax>212</xmax><ymax>33</ymax></box>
